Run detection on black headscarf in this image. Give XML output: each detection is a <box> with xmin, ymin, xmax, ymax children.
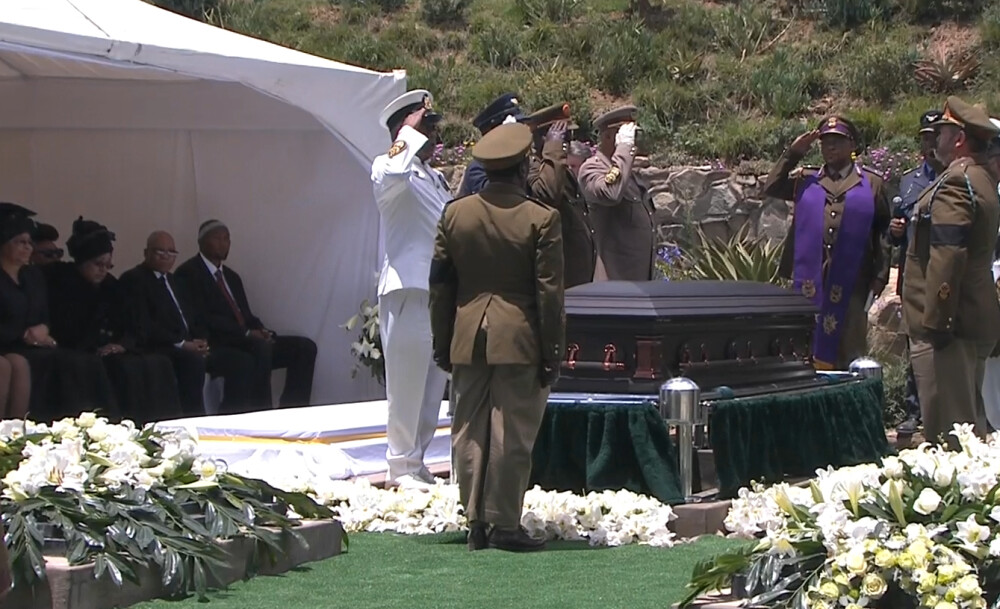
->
<box><xmin>32</xmin><ymin>223</ymin><xmax>59</xmax><ymax>243</ymax></box>
<box><xmin>66</xmin><ymin>217</ymin><xmax>115</xmax><ymax>263</ymax></box>
<box><xmin>0</xmin><ymin>202</ymin><xmax>37</xmax><ymax>246</ymax></box>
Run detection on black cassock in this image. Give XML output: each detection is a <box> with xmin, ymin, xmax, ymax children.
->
<box><xmin>43</xmin><ymin>262</ymin><xmax>182</xmax><ymax>424</ymax></box>
<box><xmin>0</xmin><ymin>265</ymin><xmax>117</xmax><ymax>421</ymax></box>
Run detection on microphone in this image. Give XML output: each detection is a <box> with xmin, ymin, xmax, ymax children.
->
<box><xmin>891</xmin><ymin>196</ymin><xmax>908</xmax><ymax>219</ymax></box>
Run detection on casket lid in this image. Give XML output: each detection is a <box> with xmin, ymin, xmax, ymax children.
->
<box><xmin>565</xmin><ymin>280</ymin><xmax>817</xmax><ymax>318</ymax></box>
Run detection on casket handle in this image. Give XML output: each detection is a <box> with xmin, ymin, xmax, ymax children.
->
<box><xmin>603</xmin><ymin>344</ymin><xmax>625</xmax><ymax>371</ymax></box>
<box><xmin>788</xmin><ymin>337</ymin><xmax>799</xmax><ymax>359</ymax></box>
<box><xmin>746</xmin><ymin>340</ymin><xmax>757</xmax><ymax>365</ymax></box>
<box><xmin>700</xmin><ymin>343</ymin><xmax>709</xmax><ymax>363</ymax></box>
<box><xmin>565</xmin><ymin>343</ymin><xmax>580</xmax><ymax>370</ymax></box>
<box><xmin>680</xmin><ymin>345</ymin><xmax>692</xmax><ymax>364</ymax></box>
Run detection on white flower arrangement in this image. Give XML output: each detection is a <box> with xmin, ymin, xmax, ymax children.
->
<box><xmin>683</xmin><ymin>424</ymin><xmax>1000</xmax><ymax>609</ymax></box>
<box><xmin>0</xmin><ymin>414</ymin><xmax>334</xmax><ymax>599</ymax></box>
<box><xmin>341</xmin><ymin>298</ymin><xmax>384</xmax><ymax>385</ymax></box>
<box><xmin>250</xmin><ymin>473</ymin><xmax>679</xmax><ymax>548</ymax></box>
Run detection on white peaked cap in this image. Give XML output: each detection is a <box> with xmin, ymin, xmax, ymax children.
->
<box><xmin>379</xmin><ymin>89</ymin><xmax>434</xmax><ymax>130</ymax></box>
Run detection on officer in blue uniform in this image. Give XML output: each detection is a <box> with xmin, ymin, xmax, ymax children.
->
<box><xmin>456</xmin><ymin>93</ymin><xmax>527</xmax><ymax>197</ymax></box>
<box><xmin>890</xmin><ymin>110</ymin><xmax>944</xmax><ymax>436</ymax></box>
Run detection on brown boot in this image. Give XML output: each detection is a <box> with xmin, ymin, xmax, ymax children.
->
<box><xmin>488</xmin><ymin>526</ymin><xmax>546</xmax><ymax>552</ymax></box>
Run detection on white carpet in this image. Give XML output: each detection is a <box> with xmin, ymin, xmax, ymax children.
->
<box><xmin>155</xmin><ymin>400</ymin><xmax>452</xmax><ymax>483</ymax></box>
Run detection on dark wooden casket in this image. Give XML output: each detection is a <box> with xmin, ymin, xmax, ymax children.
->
<box><xmin>553</xmin><ymin>280</ymin><xmax>821</xmax><ymax>399</ymax></box>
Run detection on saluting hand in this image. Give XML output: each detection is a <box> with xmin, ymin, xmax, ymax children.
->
<box><xmin>615</xmin><ymin>122</ymin><xmax>637</xmax><ymax>147</ymax></box>
<box><xmin>402</xmin><ymin>106</ymin><xmax>426</xmax><ymax>130</ymax></box>
<box><xmin>546</xmin><ymin>120</ymin><xmax>568</xmax><ymax>143</ymax></box>
<box><xmin>789</xmin><ymin>129</ymin><xmax>820</xmax><ymax>156</ymax></box>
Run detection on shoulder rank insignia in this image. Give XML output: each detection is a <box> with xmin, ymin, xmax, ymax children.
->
<box><xmin>789</xmin><ymin>166</ymin><xmax>818</xmax><ymax>179</ymax></box>
<box><xmin>861</xmin><ymin>166</ymin><xmax>884</xmax><ymax>179</ymax></box>
<box><xmin>604</xmin><ymin>166</ymin><xmax>621</xmax><ymax>185</ymax></box>
<box><xmin>388</xmin><ymin>140</ymin><xmax>406</xmax><ymax>158</ymax></box>
<box><xmin>938</xmin><ymin>282</ymin><xmax>951</xmax><ymax>300</ymax></box>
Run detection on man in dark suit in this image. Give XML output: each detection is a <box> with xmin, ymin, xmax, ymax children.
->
<box><xmin>119</xmin><ymin>230</ymin><xmax>254</xmax><ymax>415</ymax></box>
<box><xmin>175</xmin><ymin>220</ymin><xmax>317</xmax><ymax>409</ymax></box>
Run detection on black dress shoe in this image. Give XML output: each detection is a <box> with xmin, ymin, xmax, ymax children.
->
<box><xmin>897</xmin><ymin>416</ymin><xmax>921</xmax><ymax>435</ymax></box>
<box><xmin>488</xmin><ymin>526</ymin><xmax>546</xmax><ymax>552</ymax></box>
<box><xmin>467</xmin><ymin>522</ymin><xmax>489</xmax><ymax>551</ymax></box>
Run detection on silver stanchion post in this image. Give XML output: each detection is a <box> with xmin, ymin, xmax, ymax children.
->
<box><xmin>660</xmin><ymin>377</ymin><xmax>704</xmax><ymax>502</ymax></box>
<box><xmin>849</xmin><ymin>357</ymin><xmax>883</xmax><ymax>379</ymax></box>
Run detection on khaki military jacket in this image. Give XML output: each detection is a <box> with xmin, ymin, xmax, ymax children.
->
<box><xmin>763</xmin><ymin>150</ymin><xmax>892</xmax><ymax>295</ymax></box>
<box><xmin>902</xmin><ymin>155</ymin><xmax>1000</xmax><ymax>342</ymax></box>
<box><xmin>577</xmin><ymin>143</ymin><xmax>655</xmax><ymax>281</ymax></box>
<box><xmin>429</xmin><ymin>182</ymin><xmax>566</xmax><ymax>366</ymax></box>
<box><xmin>528</xmin><ymin>139</ymin><xmax>597</xmax><ymax>288</ymax></box>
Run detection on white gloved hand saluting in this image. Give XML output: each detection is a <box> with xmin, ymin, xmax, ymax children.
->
<box><xmin>615</xmin><ymin>122</ymin><xmax>637</xmax><ymax>146</ymax></box>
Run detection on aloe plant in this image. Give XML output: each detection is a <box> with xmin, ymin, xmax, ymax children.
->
<box><xmin>683</xmin><ymin>224</ymin><xmax>788</xmax><ymax>285</ymax></box>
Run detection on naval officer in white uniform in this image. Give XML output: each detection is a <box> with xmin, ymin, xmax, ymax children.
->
<box><xmin>371</xmin><ymin>89</ymin><xmax>452</xmax><ymax>487</ymax></box>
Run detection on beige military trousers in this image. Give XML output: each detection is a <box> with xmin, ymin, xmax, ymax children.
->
<box><xmin>911</xmin><ymin>337</ymin><xmax>994</xmax><ymax>450</ymax></box>
<box><xmin>451</xmin><ymin>340</ymin><xmax>549</xmax><ymax>528</ymax></box>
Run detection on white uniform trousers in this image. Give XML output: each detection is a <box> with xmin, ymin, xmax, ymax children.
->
<box><xmin>379</xmin><ymin>288</ymin><xmax>449</xmax><ymax>481</ymax></box>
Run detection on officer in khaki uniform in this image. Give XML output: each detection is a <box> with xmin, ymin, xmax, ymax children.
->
<box><xmin>525</xmin><ymin>103</ymin><xmax>597</xmax><ymax>288</ymax></box>
<box><xmin>902</xmin><ymin>96</ymin><xmax>1000</xmax><ymax>449</ymax></box>
<box><xmin>578</xmin><ymin>105</ymin><xmax>655</xmax><ymax>281</ymax></box>
<box><xmin>763</xmin><ymin>115</ymin><xmax>891</xmax><ymax>369</ymax></box>
<box><xmin>429</xmin><ymin>122</ymin><xmax>565</xmax><ymax>552</ymax></box>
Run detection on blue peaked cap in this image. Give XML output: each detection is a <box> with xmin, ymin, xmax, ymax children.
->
<box><xmin>472</xmin><ymin>93</ymin><xmax>527</xmax><ymax>135</ymax></box>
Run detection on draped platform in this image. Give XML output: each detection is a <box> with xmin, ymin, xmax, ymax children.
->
<box><xmin>157</xmin><ymin>400</ymin><xmax>453</xmax><ymax>482</ymax></box>
<box><xmin>530</xmin><ymin>377</ymin><xmax>890</xmax><ymax>503</ymax></box>
<box><xmin>157</xmin><ymin>378</ymin><xmax>889</xmax><ymax>501</ymax></box>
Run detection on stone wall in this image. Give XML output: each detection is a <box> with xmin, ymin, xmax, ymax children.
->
<box><xmin>437</xmin><ymin>160</ymin><xmax>794</xmax><ymax>245</ymax></box>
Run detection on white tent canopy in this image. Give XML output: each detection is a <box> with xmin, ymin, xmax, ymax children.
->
<box><xmin>0</xmin><ymin>0</ymin><xmax>405</xmax><ymax>404</ymax></box>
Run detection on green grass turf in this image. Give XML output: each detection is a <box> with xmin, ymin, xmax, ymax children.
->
<box><xmin>134</xmin><ymin>532</ymin><xmax>746</xmax><ymax>609</ymax></box>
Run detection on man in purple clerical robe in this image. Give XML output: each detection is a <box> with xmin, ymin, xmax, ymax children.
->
<box><xmin>763</xmin><ymin>115</ymin><xmax>892</xmax><ymax>370</ymax></box>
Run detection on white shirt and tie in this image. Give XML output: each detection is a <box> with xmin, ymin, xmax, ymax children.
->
<box><xmin>154</xmin><ymin>271</ymin><xmax>188</xmax><ymax>348</ymax></box>
<box><xmin>370</xmin><ymin>125</ymin><xmax>453</xmax><ymax>483</ymax></box>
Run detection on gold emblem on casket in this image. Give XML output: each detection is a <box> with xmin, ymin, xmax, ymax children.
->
<box><xmin>388</xmin><ymin>140</ymin><xmax>406</xmax><ymax>158</ymax></box>
<box><xmin>605</xmin><ymin>166</ymin><xmax>621</xmax><ymax>185</ymax></box>
<box><xmin>801</xmin><ymin>280</ymin><xmax>816</xmax><ymax>299</ymax></box>
<box><xmin>938</xmin><ymin>282</ymin><xmax>951</xmax><ymax>301</ymax></box>
<box><xmin>822</xmin><ymin>314</ymin><xmax>838</xmax><ymax>335</ymax></box>
<box><xmin>829</xmin><ymin>284</ymin><xmax>843</xmax><ymax>304</ymax></box>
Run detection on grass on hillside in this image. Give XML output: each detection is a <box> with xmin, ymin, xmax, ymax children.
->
<box><xmin>133</xmin><ymin>532</ymin><xmax>746</xmax><ymax>609</ymax></box>
<box><xmin>156</xmin><ymin>0</ymin><xmax>1000</xmax><ymax>166</ymax></box>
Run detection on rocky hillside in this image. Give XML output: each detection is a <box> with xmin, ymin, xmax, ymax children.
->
<box><xmin>157</xmin><ymin>0</ymin><xmax>1000</xmax><ymax>166</ymax></box>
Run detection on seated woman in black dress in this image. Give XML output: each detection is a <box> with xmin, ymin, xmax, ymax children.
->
<box><xmin>0</xmin><ymin>204</ymin><xmax>116</xmax><ymax>422</ymax></box>
<box><xmin>0</xmin><ymin>204</ymin><xmax>36</xmax><ymax>419</ymax></box>
<box><xmin>45</xmin><ymin>218</ymin><xmax>183</xmax><ymax>424</ymax></box>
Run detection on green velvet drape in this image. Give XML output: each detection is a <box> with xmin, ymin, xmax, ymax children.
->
<box><xmin>529</xmin><ymin>402</ymin><xmax>686</xmax><ymax>504</ymax></box>
<box><xmin>529</xmin><ymin>378</ymin><xmax>890</xmax><ymax>503</ymax></box>
<box><xmin>709</xmin><ymin>377</ymin><xmax>891</xmax><ymax>498</ymax></box>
